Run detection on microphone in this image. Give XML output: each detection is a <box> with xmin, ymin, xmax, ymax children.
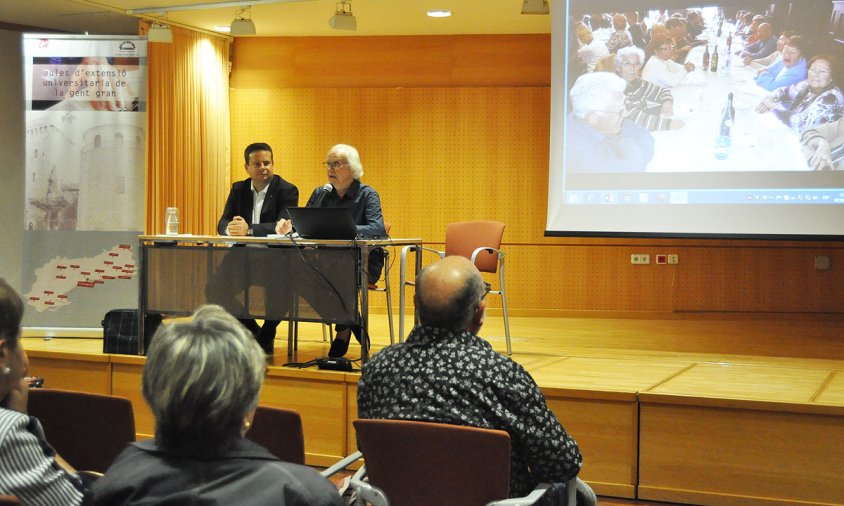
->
<box><xmin>314</xmin><ymin>183</ymin><xmax>333</xmax><ymax>207</ymax></box>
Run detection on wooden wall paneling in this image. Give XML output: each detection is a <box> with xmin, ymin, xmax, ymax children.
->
<box><xmin>544</xmin><ymin>391</ymin><xmax>639</xmax><ymax>499</ymax></box>
<box><xmin>27</xmin><ymin>352</ymin><xmax>111</xmax><ymax>394</ymax></box>
<box><xmin>261</xmin><ymin>368</ymin><xmax>349</xmax><ymax>467</ymax></box>
<box><xmin>109</xmin><ymin>356</ymin><xmax>154</xmax><ymax>439</ymax></box>
<box><xmin>509</xmin><ymin>245</ymin><xmax>677</xmax><ymax>313</ymax></box>
<box><xmin>673</xmin><ymin>246</ymin><xmax>844</xmax><ymax>313</ymax></box>
<box><xmin>229</xmin><ymin>87</ymin><xmax>550</xmax><ymax>246</ymax></box>
<box><xmin>345</xmin><ymin>379</ymin><xmax>358</xmax><ymax>457</ymax></box>
<box><xmin>229</xmin><ymin>34</ymin><xmax>844</xmax><ymax>317</ymax></box>
<box><xmin>638</xmin><ymin>399</ymin><xmax>844</xmax><ymax>505</ymax></box>
<box><xmin>231</xmin><ymin>35</ymin><xmax>550</xmax><ymax>89</ymax></box>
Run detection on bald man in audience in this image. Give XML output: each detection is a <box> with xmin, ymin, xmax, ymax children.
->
<box><xmin>357</xmin><ymin>256</ymin><xmax>597</xmax><ymax>505</ymax></box>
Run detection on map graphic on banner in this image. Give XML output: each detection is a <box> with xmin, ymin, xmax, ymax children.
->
<box><xmin>22</xmin><ymin>35</ymin><xmax>147</xmax><ymax>328</ymax></box>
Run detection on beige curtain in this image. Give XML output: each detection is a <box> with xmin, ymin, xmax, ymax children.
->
<box><xmin>143</xmin><ymin>22</ymin><xmax>231</xmax><ymax>235</ymax></box>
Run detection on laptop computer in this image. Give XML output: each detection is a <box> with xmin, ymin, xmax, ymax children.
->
<box><xmin>285</xmin><ymin>207</ymin><xmax>358</xmax><ymax>240</ymax></box>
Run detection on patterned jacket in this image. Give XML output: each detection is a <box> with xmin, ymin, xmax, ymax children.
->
<box><xmin>357</xmin><ymin>325</ymin><xmax>583</xmax><ymax>498</ymax></box>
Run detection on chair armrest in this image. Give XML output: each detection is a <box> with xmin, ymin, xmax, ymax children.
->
<box><xmin>470</xmin><ymin>246</ymin><xmax>505</xmax><ymax>265</ymax></box>
<box><xmin>400</xmin><ymin>245</ymin><xmax>445</xmax><ymax>286</ymax></box>
<box><xmin>349</xmin><ymin>465</ymin><xmax>390</xmax><ymax>506</ymax></box>
<box><xmin>320</xmin><ymin>450</ymin><xmax>363</xmax><ymax>477</ymax></box>
<box><xmin>486</xmin><ymin>483</ymin><xmax>552</xmax><ymax>506</ymax></box>
<box><xmin>400</xmin><ymin>245</ymin><xmax>445</xmax><ymax>269</ymax></box>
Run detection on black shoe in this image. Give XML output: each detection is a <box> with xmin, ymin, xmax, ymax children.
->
<box><xmin>328</xmin><ymin>328</ymin><xmax>352</xmax><ymax>358</ymax></box>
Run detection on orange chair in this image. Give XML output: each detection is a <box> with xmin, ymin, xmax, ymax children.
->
<box><xmin>27</xmin><ymin>388</ymin><xmax>135</xmax><ymax>473</ymax></box>
<box><xmin>399</xmin><ymin>221</ymin><xmax>511</xmax><ymax>354</ymax></box>
<box><xmin>322</xmin><ymin>419</ymin><xmax>564</xmax><ymax>506</ymax></box>
<box><xmin>244</xmin><ymin>405</ymin><xmax>305</xmax><ymax>464</ymax></box>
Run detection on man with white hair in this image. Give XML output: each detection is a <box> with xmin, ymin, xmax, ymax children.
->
<box><xmin>565</xmin><ymin>72</ymin><xmax>654</xmax><ymax>173</ymax></box>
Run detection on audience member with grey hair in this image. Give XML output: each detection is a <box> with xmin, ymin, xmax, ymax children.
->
<box><xmin>93</xmin><ymin>305</ymin><xmax>342</xmax><ymax>506</ymax></box>
<box><xmin>0</xmin><ymin>279</ymin><xmax>89</xmax><ymax>505</ymax></box>
<box><xmin>566</xmin><ymin>72</ymin><xmax>654</xmax><ymax>173</ymax></box>
<box><xmin>615</xmin><ymin>46</ymin><xmax>684</xmax><ymax>131</ymax></box>
<box><xmin>276</xmin><ymin>143</ymin><xmax>386</xmax><ymax>359</ymax></box>
<box><xmin>358</xmin><ymin>256</ymin><xmax>597</xmax><ymax>505</ymax></box>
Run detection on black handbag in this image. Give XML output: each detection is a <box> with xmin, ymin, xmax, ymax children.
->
<box><xmin>102</xmin><ymin>309</ymin><xmax>162</xmax><ymax>355</ymax></box>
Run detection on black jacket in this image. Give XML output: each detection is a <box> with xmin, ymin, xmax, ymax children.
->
<box><xmin>92</xmin><ymin>438</ymin><xmax>342</xmax><ymax>506</ymax></box>
<box><xmin>217</xmin><ymin>175</ymin><xmax>299</xmax><ymax>236</ymax></box>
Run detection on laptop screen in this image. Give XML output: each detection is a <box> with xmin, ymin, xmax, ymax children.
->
<box><xmin>286</xmin><ymin>207</ymin><xmax>357</xmax><ymax>240</ymax></box>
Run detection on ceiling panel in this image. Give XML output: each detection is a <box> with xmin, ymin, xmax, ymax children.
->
<box><xmin>0</xmin><ymin>0</ymin><xmax>552</xmax><ymax>37</ymax></box>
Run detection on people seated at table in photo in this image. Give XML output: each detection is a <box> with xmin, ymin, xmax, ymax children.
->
<box><xmin>568</xmin><ymin>16</ymin><xmax>587</xmax><ymax>87</ymax></box>
<box><xmin>357</xmin><ymin>256</ymin><xmax>597</xmax><ymax>506</ymax></box>
<box><xmin>665</xmin><ymin>18</ymin><xmax>695</xmax><ymax>64</ymax></box>
<box><xmin>742</xmin><ymin>14</ymin><xmax>765</xmax><ymax>42</ymax></box>
<box><xmin>92</xmin><ymin>305</ymin><xmax>342</xmax><ymax>506</ymax></box>
<box><xmin>756</xmin><ymin>55</ymin><xmax>844</xmax><ymax>133</ymax></box>
<box><xmin>276</xmin><ymin>144</ymin><xmax>386</xmax><ymax>359</ymax></box>
<box><xmin>606</xmin><ymin>14</ymin><xmax>633</xmax><ymax>54</ymax></box>
<box><xmin>739</xmin><ymin>23</ymin><xmax>777</xmax><ymax>61</ymax></box>
<box><xmin>588</xmin><ymin>12</ymin><xmax>613</xmax><ymax>42</ymax></box>
<box><xmin>575</xmin><ymin>22</ymin><xmax>609</xmax><ymax>72</ymax></box>
<box><xmin>746</xmin><ymin>31</ymin><xmax>797</xmax><ymax>70</ymax></box>
<box><xmin>734</xmin><ymin>11</ymin><xmax>754</xmax><ymax>36</ymax></box>
<box><xmin>0</xmin><ymin>279</ymin><xmax>89</xmax><ymax>505</ymax></box>
<box><xmin>208</xmin><ymin>142</ymin><xmax>299</xmax><ymax>355</ymax></box>
<box><xmin>642</xmin><ymin>33</ymin><xmax>695</xmax><ymax>88</ymax></box>
<box><xmin>626</xmin><ymin>11</ymin><xmax>648</xmax><ymax>49</ymax></box>
<box><xmin>755</xmin><ymin>36</ymin><xmax>807</xmax><ymax>91</ymax></box>
<box><xmin>615</xmin><ymin>46</ymin><xmax>684</xmax><ymax>132</ymax></box>
<box><xmin>565</xmin><ymin>72</ymin><xmax>654</xmax><ymax>174</ymax></box>
<box><xmin>685</xmin><ymin>10</ymin><xmax>705</xmax><ymax>39</ymax></box>
<box><xmin>801</xmin><ymin>116</ymin><xmax>844</xmax><ymax>170</ymax></box>
<box><xmin>645</xmin><ymin>23</ymin><xmax>669</xmax><ymax>58</ymax></box>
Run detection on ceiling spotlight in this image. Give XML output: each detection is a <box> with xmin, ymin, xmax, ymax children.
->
<box><xmin>230</xmin><ymin>7</ymin><xmax>256</xmax><ymax>36</ymax></box>
<box><xmin>329</xmin><ymin>1</ymin><xmax>357</xmax><ymax>31</ymax></box>
<box><xmin>521</xmin><ymin>0</ymin><xmax>549</xmax><ymax>15</ymax></box>
<box><xmin>147</xmin><ymin>23</ymin><xmax>173</xmax><ymax>43</ymax></box>
<box><xmin>427</xmin><ymin>10</ymin><xmax>452</xmax><ymax>18</ymax></box>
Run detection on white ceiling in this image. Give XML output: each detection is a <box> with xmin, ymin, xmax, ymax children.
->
<box><xmin>0</xmin><ymin>0</ymin><xmax>552</xmax><ymax>38</ymax></box>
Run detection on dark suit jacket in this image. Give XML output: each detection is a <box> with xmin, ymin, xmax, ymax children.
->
<box><xmin>217</xmin><ymin>175</ymin><xmax>299</xmax><ymax>237</ymax></box>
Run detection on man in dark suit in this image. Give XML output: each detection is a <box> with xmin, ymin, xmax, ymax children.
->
<box><xmin>209</xmin><ymin>142</ymin><xmax>299</xmax><ymax>354</ymax></box>
<box><xmin>217</xmin><ymin>142</ymin><xmax>299</xmax><ymax>237</ymax></box>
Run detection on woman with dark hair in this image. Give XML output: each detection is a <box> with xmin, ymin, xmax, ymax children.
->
<box><xmin>0</xmin><ymin>279</ymin><xmax>88</xmax><ymax>505</ymax></box>
<box><xmin>756</xmin><ymin>55</ymin><xmax>844</xmax><ymax>132</ymax></box>
<box><xmin>755</xmin><ymin>36</ymin><xmax>808</xmax><ymax>91</ymax></box>
<box><xmin>92</xmin><ymin>305</ymin><xmax>342</xmax><ymax>505</ymax></box>
<box><xmin>641</xmin><ymin>32</ymin><xmax>695</xmax><ymax>88</ymax></box>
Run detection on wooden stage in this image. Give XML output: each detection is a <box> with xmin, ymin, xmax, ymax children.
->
<box><xmin>22</xmin><ymin>314</ymin><xmax>844</xmax><ymax>506</ymax></box>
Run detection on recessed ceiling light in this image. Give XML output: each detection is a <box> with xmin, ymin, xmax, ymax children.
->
<box><xmin>427</xmin><ymin>10</ymin><xmax>452</xmax><ymax>18</ymax></box>
<box><xmin>215</xmin><ymin>25</ymin><xmax>231</xmax><ymax>32</ymax></box>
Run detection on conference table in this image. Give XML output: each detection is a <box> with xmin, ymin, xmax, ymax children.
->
<box><xmin>137</xmin><ymin>234</ymin><xmax>422</xmax><ymax>363</ymax></box>
<box><xmin>647</xmin><ymin>38</ymin><xmax>810</xmax><ymax>172</ymax></box>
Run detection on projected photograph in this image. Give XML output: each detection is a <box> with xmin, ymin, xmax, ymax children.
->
<box><xmin>549</xmin><ymin>1</ymin><xmax>844</xmax><ymax>237</ymax></box>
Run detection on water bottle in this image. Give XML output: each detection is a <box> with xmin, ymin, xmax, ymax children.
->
<box><xmin>165</xmin><ymin>207</ymin><xmax>180</xmax><ymax>235</ymax></box>
<box><xmin>714</xmin><ymin>93</ymin><xmax>735</xmax><ymax>160</ymax></box>
<box><xmin>719</xmin><ymin>52</ymin><xmax>731</xmax><ymax>78</ymax></box>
